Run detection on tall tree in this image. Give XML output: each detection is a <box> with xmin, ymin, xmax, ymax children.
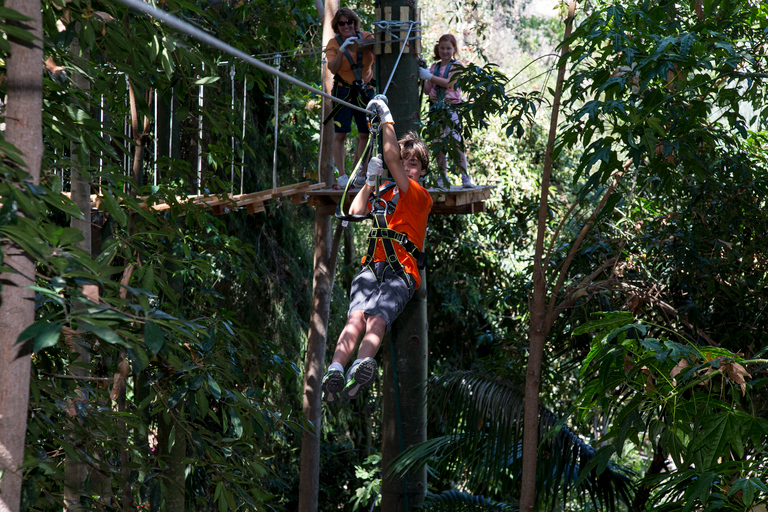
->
<box><xmin>0</xmin><ymin>1</ymin><xmax>43</xmax><ymax>511</ymax></box>
<box><xmin>519</xmin><ymin>2</ymin><xmax>577</xmax><ymax>509</ymax></box>
<box><xmin>376</xmin><ymin>2</ymin><xmax>428</xmax><ymax>510</ymax></box>
<box><xmin>64</xmin><ymin>26</ymin><xmax>93</xmax><ymax>511</ymax></box>
<box><xmin>298</xmin><ymin>0</ymin><xmax>339</xmax><ymax>510</ymax></box>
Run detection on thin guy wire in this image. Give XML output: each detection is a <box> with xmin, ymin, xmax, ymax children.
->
<box><xmin>272</xmin><ymin>55</ymin><xmax>280</xmax><ymax>191</ymax></box>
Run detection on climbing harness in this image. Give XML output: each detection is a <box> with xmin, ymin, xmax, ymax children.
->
<box><xmin>324</xmin><ymin>32</ymin><xmax>376</xmax><ymax>125</ymax></box>
<box><xmin>431</xmin><ymin>59</ymin><xmax>454</xmax><ymax>109</ymax></box>
<box><xmin>334</xmin><ymin>114</ymin><xmax>426</xmax><ymax>290</ymax></box>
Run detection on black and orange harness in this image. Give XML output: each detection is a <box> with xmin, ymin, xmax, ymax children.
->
<box><xmin>335</xmin><ymin>119</ymin><xmax>427</xmax><ymax>288</ymax></box>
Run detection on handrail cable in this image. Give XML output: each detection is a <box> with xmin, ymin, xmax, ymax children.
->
<box><xmin>256</xmin><ymin>34</ymin><xmax>422</xmax><ymax>60</ymax></box>
<box><xmin>115</xmin><ymin>0</ymin><xmax>371</xmax><ymax>116</ymax></box>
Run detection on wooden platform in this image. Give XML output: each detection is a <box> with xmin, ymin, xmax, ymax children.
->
<box><xmin>306</xmin><ymin>184</ymin><xmax>492</xmax><ymax>216</ymax></box>
<box><xmin>136</xmin><ymin>181</ymin><xmax>327</xmax><ymax>215</ymax></box>
<box><xmin>72</xmin><ymin>181</ymin><xmax>491</xmax><ymax>217</ymax></box>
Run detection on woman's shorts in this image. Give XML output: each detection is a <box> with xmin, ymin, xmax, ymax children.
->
<box><xmin>348</xmin><ymin>261</ymin><xmax>416</xmax><ymax>331</ymax></box>
<box><xmin>333</xmin><ymin>85</ymin><xmax>375</xmax><ymax>134</ymax></box>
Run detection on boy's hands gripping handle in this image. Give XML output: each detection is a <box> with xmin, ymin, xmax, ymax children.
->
<box><xmin>366</xmin><ymin>95</ymin><xmax>394</xmax><ymax>125</ymax></box>
<box><xmin>366</xmin><ymin>155</ymin><xmax>384</xmax><ymax>187</ymax></box>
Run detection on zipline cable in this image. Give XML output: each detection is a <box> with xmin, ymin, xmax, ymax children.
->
<box><xmin>115</xmin><ymin>0</ymin><xmax>371</xmax><ymax>116</ymax></box>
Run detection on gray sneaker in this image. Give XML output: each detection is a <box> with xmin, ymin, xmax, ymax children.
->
<box><xmin>341</xmin><ymin>358</ymin><xmax>377</xmax><ymax>400</ymax></box>
<box><xmin>321</xmin><ymin>368</ymin><xmax>345</xmax><ymax>403</ymax></box>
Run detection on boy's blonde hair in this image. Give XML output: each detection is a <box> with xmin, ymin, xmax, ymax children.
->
<box><xmin>399</xmin><ymin>132</ymin><xmax>430</xmax><ymax>175</ymax></box>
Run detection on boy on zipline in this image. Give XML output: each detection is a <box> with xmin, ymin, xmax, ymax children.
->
<box><xmin>322</xmin><ymin>95</ymin><xmax>433</xmax><ymax>402</ymax></box>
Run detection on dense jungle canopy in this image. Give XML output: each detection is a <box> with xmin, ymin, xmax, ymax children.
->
<box><xmin>0</xmin><ymin>0</ymin><xmax>766</xmax><ymax>511</ymax></box>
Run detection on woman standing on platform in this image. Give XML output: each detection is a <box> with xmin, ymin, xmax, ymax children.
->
<box><xmin>419</xmin><ymin>33</ymin><xmax>474</xmax><ymax>188</ymax></box>
<box><xmin>325</xmin><ymin>8</ymin><xmax>376</xmax><ymax>189</ymax></box>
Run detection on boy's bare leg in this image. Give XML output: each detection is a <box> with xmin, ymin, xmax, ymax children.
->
<box><xmin>356</xmin><ymin>314</ymin><xmax>387</xmax><ymax>360</ymax></box>
<box><xmin>331</xmin><ymin>310</ymin><xmax>366</xmax><ymax>367</ymax></box>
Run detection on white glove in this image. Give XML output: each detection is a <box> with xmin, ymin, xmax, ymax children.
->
<box><xmin>366</xmin><ymin>155</ymin><xmax>384</xmax><ymax>187</ymax></box>
<box><xmin>340</xmin><ymin>36</ymin><xmax>358</xmax><ymax>50</ymax></box>
<box><xmin>367</xmin><ymin>95</ymin><xmax>393</xmax><ymax>124</ymax></box>
<box><xmin>418</xmin><ymin>67</ymin><xmax>433</xmax><ymax>81</ymax></box>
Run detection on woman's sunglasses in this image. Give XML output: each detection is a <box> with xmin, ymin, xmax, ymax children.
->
<box><xmin>338</xmin><ymin>19</ymin><xmax>354</xmax><ymax>26</ymax></box>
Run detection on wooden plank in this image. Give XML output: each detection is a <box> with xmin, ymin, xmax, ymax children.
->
<box><xmin>246</xmin><ymin>202</ymin><xmax>265</xmax><ymax>215</ymax></box>
<box><xmin>400</xmin><ymin>7</ymin><xmax>410</xmax><ymax>54</ymax></box>
<box><xmin>384</xmin><ymin>7</ymin><xmax>392</xmax><ymax>54</ymax></box>
<box><xmin>375</xmin><ymin>8</ymin><xmax>382</xmax><ymax>56</ymax></box>
<box><xmin>415</xmin><ymin>8</ymin><xmax>421</xmax><ymax>56</ymax></box>
<box><xmin>431</xmin><ymin>201</ymin><xmax>486</xmax><ymax>215</ymax></box>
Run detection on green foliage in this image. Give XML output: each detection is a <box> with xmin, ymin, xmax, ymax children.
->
<box><xmin>1</xmin><ymin>0</ymin><xmax>330</xmax><ymax>509</ymax></box>
<box><xmin>575</xmin><ymin>314</ymin><xmax>768</xmax><ymax>511</ymax></box>
<box><xmin>417</xmin><ymin>489</ymin><xmax>518</xmax><ymax>511</ymax></box>
<box><xmin>352</xmin><ymin>453</ymin><xmax>381</xmax><ymax>511</ymax></box>
<box><xmin>391</xmin><ymin>371</ymin><xmax>634</xmax><ymax>511</ymax></box>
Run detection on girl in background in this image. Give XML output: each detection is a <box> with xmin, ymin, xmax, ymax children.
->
<box><xmin>419</xmin><ymin>34</ymin><xmax>473</xmax><ymax>188</ymax></box>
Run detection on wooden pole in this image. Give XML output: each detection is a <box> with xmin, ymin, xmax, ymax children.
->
<box><xmin>298</xmin><ymin>0</ymin><xmax>339</xmax><ymax>510</ymax></box>
<box><xmin>0</xmin><ymin>2</ymin><xmax>42</xmax><ymax>511</ymax></box>
<box><xmin>377</xmin><ymin>2</ymin><xmax>427</xmax><ymax>510</ymax></box>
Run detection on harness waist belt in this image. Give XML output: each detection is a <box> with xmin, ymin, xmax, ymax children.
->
<box><xmin>366</xmin><ymin>227</ymin><xmax>425</xmax><ymax>269</ymax></box>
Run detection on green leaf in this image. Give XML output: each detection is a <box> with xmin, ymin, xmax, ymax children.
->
<box><xmin>0</xmin><ymin>6</ymin><xmax>34</xmax><ymax>20</ymax></box>
<box><xmin>208</xmin><ymin>374</ymin><xmax>222</xmax><ymax>401</ymax></box>
<box><xmin>144</xmin><ymin>321</ymin><xmax>165</xmax><ymax>356</ymax></box>
<box><xmin>0</xmin><ymin>196</ymin><xmax>18</xmax><ymax>225</ymax></box>
<box><xmin>81</xmin><ymin>322</ymin><xmax>126</xmax><ymax>346</ymax></box>
<box><xmin>17</xmin><ymin>320</ymin><xmax>64</xmax><ymax>353</ymax></box>
<box><xmin>573</xmin><ymin>312</ymin><xmax>635</xmax><ymax>335</ymax></box>
<box><xmin>230</xmin><ymin>407</ymin><xmax>243</xmax><ymax>439</ymax></box>
<box><xmin>99</xmin><ymin>191</ymin><xmax>128</xmax><ymax>227</ymax></box>
<box><xmin>684</xmin><ymin>472</ymin><xmax>715</xmax><ymax>510</ymax></box>
<box><xmin>691</xmin><ymin>413</ymin><xmax>742</xmax><ymax>469</ymax></box>
<box><xmin>168</xmin><ymin>385</ymin><xmax>189</xmax><ymax>409</ymax></box>
<box><xmin>194</xmin><ymin>76</ymin><xmax>220</xmax><ymax>85</ymax></box>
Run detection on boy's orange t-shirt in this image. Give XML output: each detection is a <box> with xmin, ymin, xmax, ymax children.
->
<box><xmin>362</xmin><ymin>179</ymin><xmax>433</xmax><ymax>289</ymax></box>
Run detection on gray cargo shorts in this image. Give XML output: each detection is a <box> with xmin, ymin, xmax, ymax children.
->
<box><xmin>348</xmin><ymin>261</ymin><xmax>416</xmax><ymax>331</ymax></box>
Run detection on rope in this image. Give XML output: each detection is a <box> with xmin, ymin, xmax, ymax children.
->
<box><xmin>115</xmin><ymin>0</ymin><xmax>371</xmax><ymax>116</ymax></box>
<box><xmin>272</xmin><ymin>55</ymin><xmax>281</xmax><ymax>191</ymax></box>
<box><xmin>241</xmin><ymin>76</ymin><xmax>246</xmax><ymax>196</ymax></box>
<box><xmin>256</xmin><ymin>35</ymin><xmax>422</xmax><ymax>60</ymax></box>
<box><xmin>230</xmin><ymin>65</ymin><xmax>236</xmax><ymax>194</ymax></box>
<box><xmin>336</xmin><ymin>134</ymin><xmax>374</xmax><ymax>219</ymax></box>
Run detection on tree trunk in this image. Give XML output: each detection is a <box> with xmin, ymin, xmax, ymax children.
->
<box><xmin>156</xmin><ymin>411</ymin><xmax>187</xmax><ymax>510</ymax></box>
<box><xmin>297</xmin><ymin>1</ymin><xmax>338</xmax><ymax>510</ymax></box>
<box><xmin>382</xmin><ymin>271</ymin><xmax>428</xmax><ymax>512</ymax></box>
<box><xmin>377</xmin><ymin>3</ymin><xmax>426</xmax><ymax>510</ymax></box>
<box><xmin>0</xmin><ymin>2</ymin><xmax>42</xmax><ymax>511</ymax></box>
<box><xmin>518</xmin><ymin>2</ymin><xmax>577</xmax><ymax>511</ymax></box>
<box><xmin>65</xmin><ymin>31</ymin><xmax>92</xmax><ymax>511</ymax></box>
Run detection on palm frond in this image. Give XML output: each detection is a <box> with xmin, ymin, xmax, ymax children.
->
<box><xmin>416</xmin><ymin>490</ymin><xmax>518</xmax><ymax>512</ymax></box>
<box><xmin>392</xmin><ymin>371</ymin><xmax>635</xmax><ymax>511</ymax></box>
